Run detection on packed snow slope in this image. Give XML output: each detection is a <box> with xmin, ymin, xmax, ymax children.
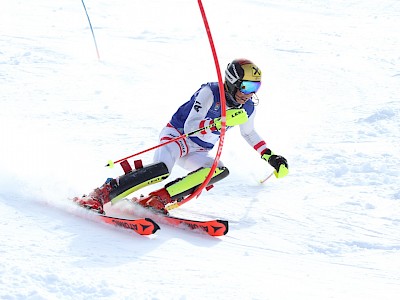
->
<box><xmin>1</xmin><ymin>0</ymin><xmax>399</xmax><ymax>299</ymax></box>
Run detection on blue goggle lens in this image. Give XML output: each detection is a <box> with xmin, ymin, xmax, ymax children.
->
<box><xmin>238</xmin><ymin>81</ymin><xmax>261</xmax><ymax>94</ymax></box>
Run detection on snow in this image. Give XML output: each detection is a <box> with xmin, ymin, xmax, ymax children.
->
<box><xmin>1</xmin><ymin>0</ymin><xmax>400</xmax><ymax>299</ymax></box>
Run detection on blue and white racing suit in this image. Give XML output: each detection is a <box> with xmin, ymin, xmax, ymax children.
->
<box><xmin>153</xmin><ymin>82</ymin><xmax>268</xmax><ymax>172</ymax></box>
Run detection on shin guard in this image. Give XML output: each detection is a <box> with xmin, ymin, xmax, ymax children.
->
<box><xmin>165</xmin><ymin>167</ymin><xmax>229</xmax><ymax>201</ymax></box>
<box><xmin>109</xmin><ymin>162</ymin><xmax>169</xmax><ymax>204</ymax></box>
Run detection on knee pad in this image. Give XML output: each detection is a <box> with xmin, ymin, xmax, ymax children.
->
<box><xmin>165</xmin><ymin>166</ymin><xmax>229</xmax><ymax>201</ymax></box>
<box><xmin>109</xmin><ymin>162</ymin><xmax>169</xmax><ymax>204</ymax></box>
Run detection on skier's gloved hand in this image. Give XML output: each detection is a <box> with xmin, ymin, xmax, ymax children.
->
<box><xmin>213</xmin><ymin>109</ymin><xmax>248</xmax><ymax>130</ymax></box>
<box><xmin>261</xmin><ymin>148</ymin><xmax>289</xmax><ymax>178</ymax></box>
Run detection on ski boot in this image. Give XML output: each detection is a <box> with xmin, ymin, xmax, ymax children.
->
<box><xmin>73</xmin><ymin>182</ymin><xmax>113</xmax><ymax>215</ymax></box>
<box><xmin>134</xmin><ymin>187</ymin><xmax>173</xmax><ymax>215</ymax></box>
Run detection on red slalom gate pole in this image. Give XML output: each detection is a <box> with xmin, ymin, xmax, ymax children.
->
<box><xmin>167</xmin><ymin>0</ymin><xmax>227</xmax><ymax>210</ymax></box>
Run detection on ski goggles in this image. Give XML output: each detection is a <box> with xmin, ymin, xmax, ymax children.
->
<box><xmin>238</xmin><ymin>80</ymin><xmax>261</xmax><ymax>94</ymax></box>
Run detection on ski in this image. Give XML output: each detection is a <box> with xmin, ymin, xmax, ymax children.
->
<box><xmin>154</xmin><ymin>214</ymin><xmax>228</xmax><ymax>237</ymax></box>
<box><xmin>98</xmin><ymin>215</ymin><xmax>160</xmax><ymax>236</ymax></box>
<box><xmin>71</xmin><ymin>199</ymin><xmax>159</xmax><ymax>236</ymax></box>
<box><xmin>71</xmin><ymin>198</ymin><xmax>227</xmax><ymax>236</ymax></box>
<box><xmin>130</xmin><ymin>204</ymin><xmax>228</xmax><ymax>236</ymax></box>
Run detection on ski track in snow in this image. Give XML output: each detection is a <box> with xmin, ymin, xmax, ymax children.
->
<box><xmin>1</xmin><ymin>0</ymin><xmax>400</xmax><ymax>299</ymax></box>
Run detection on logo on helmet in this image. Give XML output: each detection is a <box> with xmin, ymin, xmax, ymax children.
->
<box><xmin>242</xmin><ymin>63</ymin><xmax>262</xmax><ymax>81</ymax></box>
<box><xmin>253</xmin><ymin>66</ymin><xmax>261</xmax><ymax>76</ymax></box>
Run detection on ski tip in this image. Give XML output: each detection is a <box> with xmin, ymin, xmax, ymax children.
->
<box><xmin>145</xmin><ymin>217</ymin><xmax>161</xmax><ymax>233</ymax></box>
<box><xmin>216</xmin><ymin>219</ymin><xmax>229</xmax><ymax>236</ymax></box>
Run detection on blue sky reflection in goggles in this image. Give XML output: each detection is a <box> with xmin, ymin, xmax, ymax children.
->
<box><xmin>238</xmin><ymin>81</ymin><xmax>261</xmax><ymax>94</ymax></box>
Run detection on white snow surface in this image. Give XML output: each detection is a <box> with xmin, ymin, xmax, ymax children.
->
<box><xmin>1</xmin><ymin>0</ymin><xmax>400</xmax><ymax>299</ymax></box>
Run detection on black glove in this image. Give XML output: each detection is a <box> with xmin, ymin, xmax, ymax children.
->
<box><xmin>261</xmin><ymin>149</ymin><xmax>289</xmax><ymax>178</ymax></box>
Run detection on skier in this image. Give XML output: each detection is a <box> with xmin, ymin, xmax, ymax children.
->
<box><xmin>74</xmin><ymin>58</ymin><xmax>289</xmax><ymax>214</ymax></box>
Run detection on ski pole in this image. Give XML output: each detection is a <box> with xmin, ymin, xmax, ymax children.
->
<box><xmin>260</xmin><ymin>171</ymin><xmax>275</xmax><ymax>184</ymax></box>
<box><xmin>106</xmin><ymin>122</ymin><xmax>217</xmax><ymax>168</ymax></box>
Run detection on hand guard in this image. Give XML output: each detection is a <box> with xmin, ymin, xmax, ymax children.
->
<box><xmin>213</xmin><ymin>109</ymin><xmax>248</xmax><ymax>130</ymax></box>
<box><xmin>261</xmin><ymin>149</ymin><xmax>289</xmax><ymax>178</ymax></box>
